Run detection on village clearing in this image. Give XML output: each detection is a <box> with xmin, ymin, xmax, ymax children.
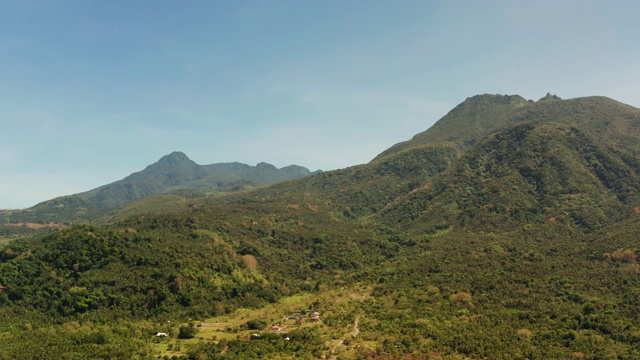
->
<box><xmin>151</xmin><ymin>285</ymin><xmax>372</xmax><ymax>358</ymax></box>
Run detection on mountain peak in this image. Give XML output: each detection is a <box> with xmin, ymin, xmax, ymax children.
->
<box><xmin>538</xmin><ymin>93</ymin><xmax>562</xmax><ymax>102</ymax></box>
<box><xmin>459</xmin><ymin>93</ymin><xmax>528</xmax><ymax>107</ymax></box>
<box><xmin>157</xmin><ymin>151</ymin><xmax>193</xmax><ymax>165</ymax></box>
<box><xmin>372</xmin><ymin>94</ymin><xmax>529</xmax><ymax>161</ymax></box>
<box><xmin>145</xmin><ymin>151</ymin><xmax>202</xmax><ymax>173</ymax></box>
<box><xmin>443</xmin><ymin>93</ymin><xmax>529</xmax><ymax>120</ymax></box>
<box><xmin>256</xmin><ymin>162</ymin><xmax>277</xmax><ymax>170</ymax></box>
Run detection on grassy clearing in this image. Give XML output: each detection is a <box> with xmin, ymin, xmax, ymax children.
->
<box><xmin>0</xmin><ymin>237</ymin><xmax>12</xmax><ymax>247</ymax></box>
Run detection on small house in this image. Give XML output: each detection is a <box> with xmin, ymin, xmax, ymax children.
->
<box><xmin>271</xmin><ymin>325</ymin><xmax>282</xmax><ymax>331</ymax></box>
<box><xmin>154</xmin><ymin>332</ymin><xmax>168</xmax><ymax>337</ymax></box>
<box><xmin>310</xmin><ymin>311</ymin><xmax>320</xmax><ymax>321</ymax></box>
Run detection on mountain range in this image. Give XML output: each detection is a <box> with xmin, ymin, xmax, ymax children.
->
<box><xmin>2</xmin><ymin>93</ymin><xmax>640</xmax><ymax>359</ymax></box>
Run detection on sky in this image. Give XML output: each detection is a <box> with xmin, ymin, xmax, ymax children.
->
<box><xmin>1</xmin><ymin>0</ymin><xmax>639</xmax><ymax>209</ymax></box>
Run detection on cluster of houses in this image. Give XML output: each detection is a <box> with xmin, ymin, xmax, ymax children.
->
<box><xmin>269</xmin><ymin>311</ymin><xmax>321</xmax><ymax>332</ymax></box>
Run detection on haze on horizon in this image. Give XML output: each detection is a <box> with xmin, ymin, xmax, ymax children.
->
<box><xmin>1</xmin><ymin>0</ymin><xmax>639</xmax><ymax>209</ymax></box>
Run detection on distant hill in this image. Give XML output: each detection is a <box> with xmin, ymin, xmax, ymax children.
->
<box><xmin>80</xmin><ymin>151</ymin><xmax>318</xmax><ymax>209</ymax></box>
<box><xmin>3</xmin><ymin>152</ymin><xmax>319</xmax><ymax>226</ymax></box>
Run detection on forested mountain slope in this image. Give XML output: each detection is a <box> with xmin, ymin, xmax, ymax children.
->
<box><xmin>2</xmin><ymin>94</ymin><xmax>640</xmax><ymax>359</ymax></box>
<box><xmin>381</xmin><ymin>120</ymin><xmax>640</xmax><ymax>233</ymax></box>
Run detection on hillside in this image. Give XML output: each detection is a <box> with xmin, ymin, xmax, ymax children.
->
<box><xmin>2</xmin><ymin>94</ymin><xmax>640</xmax><ymax>359</ymax></box>
<box><xmin>381</xmin><ymin>121</ymin><xmax>640</xmax><ymax>233</ymax></box>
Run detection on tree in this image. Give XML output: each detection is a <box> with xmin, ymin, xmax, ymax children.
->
<box><xmin>178</xmin><ymin>323</ymin><xmax>199</xmax><ymax>339</ymax></box>
<box><xmin>246</xmin><ymin>319</ymin><xmax>267</xmax><ymax>330</ymax></box>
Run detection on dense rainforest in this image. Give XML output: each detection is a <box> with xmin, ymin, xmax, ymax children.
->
<box><xmin>2</xmin><ymin>94</ymin><xmax>640</xmax><ymax>359</ymax></box>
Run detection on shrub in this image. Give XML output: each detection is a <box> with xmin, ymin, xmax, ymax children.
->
<box><xmin>450</xmin><ymin>291</ymin><xmax>472</xmax><ymax>304</ymax></box>
<box><xmin>517</xmin><ymin>328</ymin><xmax>532</xmax><ymax>340</ymax></box>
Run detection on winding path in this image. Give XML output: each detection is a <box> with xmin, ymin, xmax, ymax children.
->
<box><xmin>328</xmin><ymin>316</ymin><xmax>361</xmax><ymax>359</ymax></box>
<box><xmin>352</xmin><ymin>316</ymin><xmax>360</xmax><ymax>338</ymax></box>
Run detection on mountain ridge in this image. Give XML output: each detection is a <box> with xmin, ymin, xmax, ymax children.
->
<box><xmin>3</xmin><ymin>152</ymin><xmax>320</xmax><ymax>226</ymax></box>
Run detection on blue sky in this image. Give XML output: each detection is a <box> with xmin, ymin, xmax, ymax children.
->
<box><xmin>1</xmin><ymin>0</ymin><xmax>639</xmax><ymax>208</ymax></box>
